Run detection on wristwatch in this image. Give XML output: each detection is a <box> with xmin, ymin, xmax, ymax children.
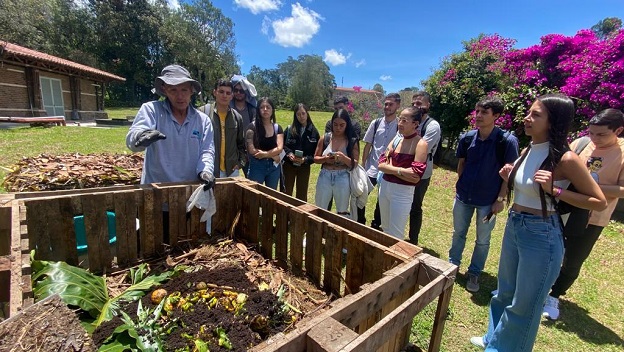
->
<box><xmin>496</xmin><ymin>196</ymin><xmax>507</xmax><ymax>202</ymax></box>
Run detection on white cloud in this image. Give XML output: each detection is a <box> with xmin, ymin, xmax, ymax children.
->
<box><xmin>270</xmin><ymin>3</ymin><xmax>323</xmax><ymax>48</ymax></box>
<box><xmin>380</xmin><ymin>75</ymin><xmax>392</xmax><ymax>81</ymax></box>
<box><xmin>234</xmin><ymin>0</ymin><xmax>281</xmax><ymax>14</ymax></box>
<box><xmin>355</xmin><ymin>59</ymin><xmax>366</xmax><ymax>68</ymax></box>
<box><xmin>146</xmin><ymin>0</ymin><xmax>179</xmax><ymax>9</ymax></box>
<box><xmin>323</xmin><ymin>49</ymin><xmax>351</xmax><ymax>66</ymax></box>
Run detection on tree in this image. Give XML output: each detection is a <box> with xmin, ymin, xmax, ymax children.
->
<box><xmin>591</xmin><ymin>17</ymin><xmax>622</xmax><ymax>39</ymax></box>
<box><xmin>247</xmin><ymin>65</ymin><xmax>286</xmax><ymax>104</ymax></box>
<box><xmin>422</xmin><ymin>34</ymin><xmax>515</xmax><ymax>147</ymax></box>
<box><xmin>91</xmin><ymin>0</ymin><xmax>164</xmax><ymax>104</ymax></box>
<box><xmin>174</xmin><ymin>0</ymin><xmax>239</xmax><ymax>98</ymax></box>
<box><xmin>287</xmin><ymin>55</ymin><xmax>335</xmax><ymax>110</ymax></box>
<box><xmin>0</xmin><ymin>0</ymin><xmax>57</xmax><ymax>52</ymax></box>
<box><xmin>372</xmin><ymin>83</ymin><xmax>385</xmax><ymax>95</ymax></box>
<box><xmin>48</xmin><ymin>0</ymin><xmax>98</xmax><ymax>66</ymax></box>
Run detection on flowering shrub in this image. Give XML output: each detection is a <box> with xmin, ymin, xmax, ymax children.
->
<box><xmin>430</xmin><ymin>29</ymin><xmax>624</xmax><ymax>147</ymax></box>
<box><xmin>344</xmin><ymin>86</ymin><xmax>383</xmax><ymax>134</ymax></box>
<box><xmin>503</xmin><ymin>29</ymin><xmax>624</xmax><ymax>130</ymax></box>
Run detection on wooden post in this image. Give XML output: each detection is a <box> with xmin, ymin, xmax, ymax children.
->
<box><xmin>114</xmin><ymin>190</ymin><xmax>139</xmax><ymax>266</ymax></box>
<box><xmin>289</xmin><ymin>207</ymin><xmax>305</xmax><ymax>276</ymax></box>
<box><xmin>307</xmin><ymin>317</ymin><xmax>358</xmax><ymax>352</ymax></box>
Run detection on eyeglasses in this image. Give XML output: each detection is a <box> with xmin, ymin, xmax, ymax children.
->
<box><xmin>217</xmin><ymin>90</ymin><xmax>232</xmax><ymax>96</ymax></box>
<box><xmin>233</xmin><ymin>88</ymin><xmax>245</xmax><ymax>94</ymax></box>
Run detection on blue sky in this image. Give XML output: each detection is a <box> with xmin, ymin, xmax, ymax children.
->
<box><xmin>207</xmin><ymin>0</ymin><xmax>623</xmax><ymax>94</ymax></box>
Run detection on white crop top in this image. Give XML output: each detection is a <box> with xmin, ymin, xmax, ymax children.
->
<box><xmin>513</xmin><ymin>142</ymin><xmax>570</xmax><ymax>211</ymax></box>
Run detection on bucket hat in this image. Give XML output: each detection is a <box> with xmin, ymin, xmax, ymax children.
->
<box><xmin>153</xmin><ymin>65</ymin><xmax>201</xmax><ymax>97</ymax></box>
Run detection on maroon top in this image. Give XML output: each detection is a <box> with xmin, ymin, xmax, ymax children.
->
<box><xmin>379</xmin><ymin>151</ymin><xmax>427</xmax><ymax>185</ymax></box>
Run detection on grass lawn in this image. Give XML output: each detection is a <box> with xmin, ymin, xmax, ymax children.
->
<box><xmin>0</xmin><ymin>108</ymin><xmax>622</xmax><ymax>351</ymax></box>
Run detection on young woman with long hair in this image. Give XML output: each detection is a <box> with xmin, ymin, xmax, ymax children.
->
<box><xmin>471</xmin><ymin>93</ymin><xmax>607</xmax><ymax>351</ymax></box>
<box><xmin>314</xmin><ymin>109</ymin><xmax>359</xmax><ymax>215</ymax></box>
<box><xmin>377</xmin><ymin>106</ymin><xmax>428</xmax><ymax>239</ymax></box>
<box><xmin>282</xmin><ymin>103</ymin><xmax>320</xmax><ymax>201</ymax></box>
<box><xmin>245</xmin><ymin>97</ymin><xmax>283</xmax><ymax>189</ymax></box>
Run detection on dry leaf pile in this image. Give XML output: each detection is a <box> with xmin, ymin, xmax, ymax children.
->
<box><xmin>2</xmin><ymin>153</ymin><xmax>143</xmax><ymax>192</ymax></box>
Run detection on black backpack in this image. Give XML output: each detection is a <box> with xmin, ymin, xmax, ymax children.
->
<box><xmin>558</xmin><ymin>136</ymin><xmax>592</xmax><ymax>236</ymax></box>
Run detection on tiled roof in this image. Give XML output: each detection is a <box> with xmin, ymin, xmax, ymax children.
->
<box><xmin>335</xmin><ymin>87</ymin><xmax>382</xmax><ymax>95</ymax></box>
<box><xmin>0</xmin><ymin>40</ymin><xmax>125</xmax><ymax>82</ymax></box>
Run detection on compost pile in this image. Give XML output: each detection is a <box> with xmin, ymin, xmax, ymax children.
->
<box><xmin>92</xmin><ymin>240</ymin><xmax>331</xmax><ymax>351</ymax></box>
<box><xmin>2</xmin><ymin>153</ymin><xmax>143</xmax><ymax>192</ymax></box>
<box><xmin>0</xmin><ymin>295</ymin><xmax>95</xmax><ymax>352</ymax></box>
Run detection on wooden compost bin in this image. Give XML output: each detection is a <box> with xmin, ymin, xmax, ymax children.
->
<box><xmin>0</xmin><ymin>179</ymin><xmax>457</xmax><ymax>352</ymax></box>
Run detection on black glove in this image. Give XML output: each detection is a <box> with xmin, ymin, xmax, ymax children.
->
<box><xmin>135</xmin><ymin>129</ymin><xmax>166</xmax><ymax>147</ymax></box>
<box><xmin>199</xmin><ymin>171</ymin><xmax>215</xmax><ymax>191</ymax></box>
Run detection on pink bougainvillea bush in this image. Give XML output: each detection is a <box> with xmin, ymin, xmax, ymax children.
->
<box><xmin>429</xmin><ymin>28</ymin><xmax>624</xmax><ymax>142</ymax></box>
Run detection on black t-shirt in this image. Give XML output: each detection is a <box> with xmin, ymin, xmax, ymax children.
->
<box><xmin>247</xmin><ymin>122</ymin><xmax>283</xmax><ymax>151</ymax></box>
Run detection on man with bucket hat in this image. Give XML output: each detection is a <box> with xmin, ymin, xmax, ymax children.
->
<box><xmin>126</xmin><ymin>64</ymin><xmax>215</xmax><ymax>189</ymax></box>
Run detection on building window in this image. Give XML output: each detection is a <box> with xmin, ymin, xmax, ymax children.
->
<box><xmin>40</xmin><ymin>77</ymin><xmax>65</xmax><ymax>116</ymax></box>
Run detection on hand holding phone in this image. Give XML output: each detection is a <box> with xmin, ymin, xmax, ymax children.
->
<box><xmin>482</xmin><ymin>212</ymin><xmax>495</xmax><ymax>224</ymax></box>
<box><xmin>293</xmin><ymin>150</ymin><xmax>303</xmax><ymax>166</ymax></box>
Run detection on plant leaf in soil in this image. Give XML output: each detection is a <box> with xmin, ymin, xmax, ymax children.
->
<box><xmin>31</xmin><ymin>251</ymin><xmax>176</xmax><ymax>328</ymax></box>
<box><xmin>31</xmin><ymin>240</ymin><xmax>332</xmax><ymax>351</ymax></box>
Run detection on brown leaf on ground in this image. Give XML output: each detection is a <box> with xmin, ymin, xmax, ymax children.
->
<box><xmin>2</xmin><ymin>153</ymin><xmax>143</xmax><ymax>192</ymax></box>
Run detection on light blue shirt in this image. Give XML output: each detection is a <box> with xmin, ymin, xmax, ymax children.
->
<box><xmin>418</xmin><ymin>116</ymin><xmax>441</xmax><ymax>179</ymax></box>
<box><xmin>126</xmin><ymin>100</ymin><xmax>215</xmax><ymax>184</ymax></box>
<box><xmin>363</xmin><ymin>117</ymin><xmax>398</xmax><ymax>178</ymax></box>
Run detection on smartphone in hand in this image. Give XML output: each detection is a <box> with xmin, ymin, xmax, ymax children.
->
<box><xmin>294</xmin><ymin>150</ymin><xmax>303</xmax><ymax>166</ymax></box>
<box><xmin>482</xmin><ymin>212</ymin><xmax>495</xmax><ymax>224</ymax></box>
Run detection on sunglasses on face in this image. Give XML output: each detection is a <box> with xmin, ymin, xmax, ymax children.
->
<box><xmin>233</xmin><ymin>88</ymin><xmax>245</xmax><ymax>94</ymax></box>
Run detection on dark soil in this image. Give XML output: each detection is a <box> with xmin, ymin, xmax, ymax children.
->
<box><xmin>92</xmin><ymin>263</ymin><xmax>291</xmax><ymax>351</ymax></box>
<box><xmin>0</xmin><ymin>295</ymin><xmax>95</xmax><ymax>352</ymax></box>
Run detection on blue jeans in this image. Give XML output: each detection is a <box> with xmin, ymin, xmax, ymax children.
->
<box><xmin>315</xmin><ymin>168</ymin><xmax>350</xmax><ymax>214</ymax></box>
<box><xmin>449</xmin><ymin>198</ymin><xmax>496</xmax><ymax>276</ymax></box>
<box><xmin>483</xmin><ymin>210</ymin><xmax>564</xmax><ymax>351</ymax></box>
<box><xmin>247</xmin><ymin>157</ymin><xmax>280</xmax><ymax>190</ymax></box>
<box><xmin>219</xmin><ymin>169</ymin><xmax>239</xmax><ymax>178</ymax></box>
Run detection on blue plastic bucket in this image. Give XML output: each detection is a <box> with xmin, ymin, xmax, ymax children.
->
<box><xmin>73</xmin><ymin>211</ymin><xmax>117</xmax><ymax>254</ymax></box>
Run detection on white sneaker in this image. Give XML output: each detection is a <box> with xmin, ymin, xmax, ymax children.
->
<box><xmin>542</xmin><ymin>295</ymin><xmax>560</xmax><ymax>320</ymax></box>
<box><xmin>470</xmin><ymin>336</ymin><xmax>486</xmax><ymax>349</ymax></box>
